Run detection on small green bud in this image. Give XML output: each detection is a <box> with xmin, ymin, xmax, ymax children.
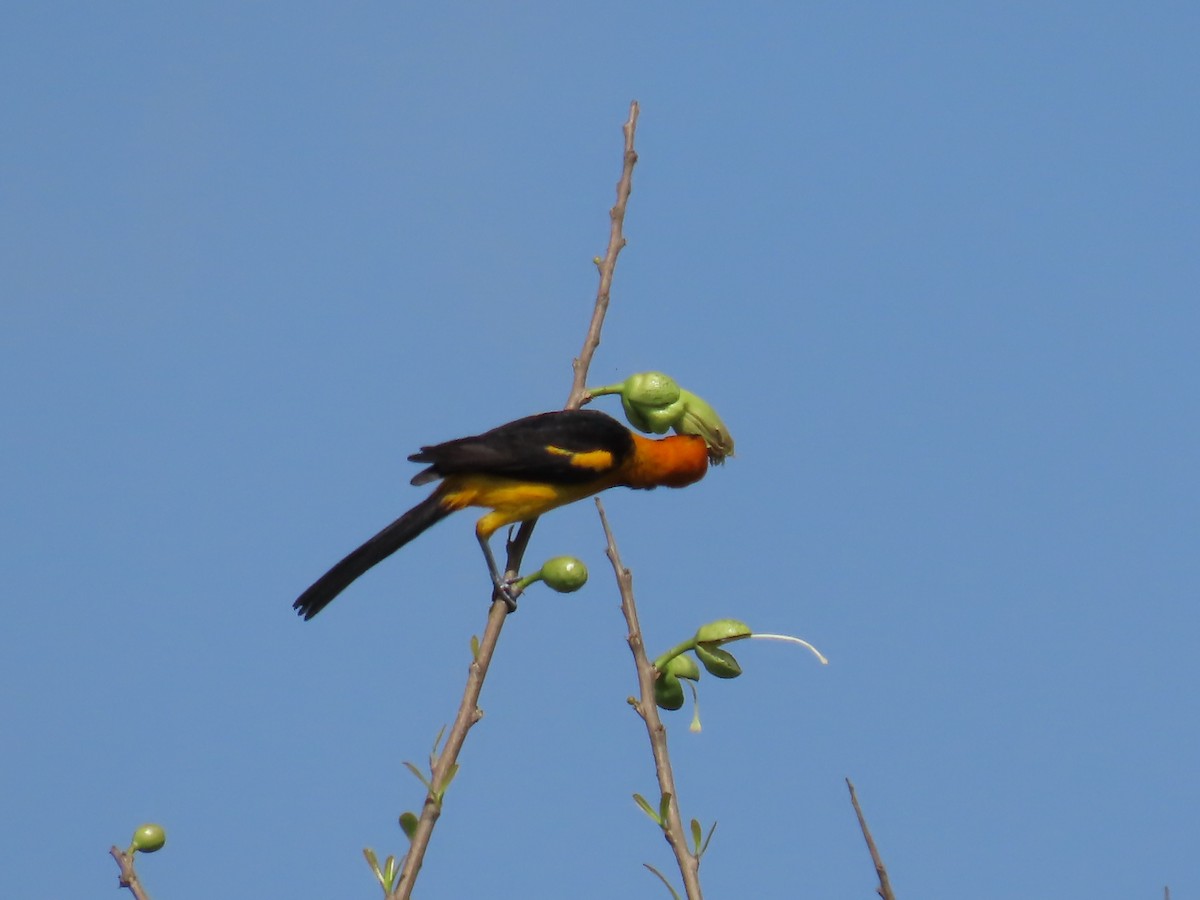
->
<box><xmin>694</xmin><ymin>643</ymin><xmax>743</xmax><ymax>679</ymax></box>
<box><xmin>365</xmin><ymin>848</ymin><xmax>401</xmax><ymax>892</ymax></box>
<box><xmin>129</xmin><ymin>823</ymin><xmax>166</xmax><ymax>854</ymax></box>
<box><xmin>654</xmin><ymin>673</ymin><xmax>685</xmax><ymax>710</ymax></box>
<box><xmin>383</xmin><ymin>855</ymin><xmax>399</xmax><ymax>885</ymax></box>
<box><xmin>539</xmin><ymin>556</ymin><xmax>588</xmax><ymax>593</ymax></box>
<box><xmin>662</xmin><ymin>653</ymin><xmax>700</xmax><ymax>681</ymax></box>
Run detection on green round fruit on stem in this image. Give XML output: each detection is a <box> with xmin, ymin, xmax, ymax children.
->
<box><xmin>618</xmin><ymin>372</ymin><xmax>685</xmax><ymax>435</ymax></box>
<box><xmin>622</xmin><ymin>371</ymin><xmax>681</xmax><ymax>407</ymax></box>
<box><xmin>540</xmin><ymin>556</ymin><xmax>588</xmax><ymax>593</ymax></box>
<box><xmin>129</xmin><ymin>823</ymin><xmax>166</xmax><ymax>854</ymax></box>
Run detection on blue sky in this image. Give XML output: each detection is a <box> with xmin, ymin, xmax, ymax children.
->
<box><xmin>3</xmin><ymin>4</ymin><xmax>1197</xmax><ymax>898</ymax></box>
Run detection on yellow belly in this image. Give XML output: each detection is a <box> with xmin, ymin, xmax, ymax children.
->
<box><xmin>440</xmin><ymin>474</ymin><xmax>609</xmax><ymax>538</ymax></box>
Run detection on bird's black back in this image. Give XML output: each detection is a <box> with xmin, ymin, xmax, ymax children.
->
<box><xmin>408</xmin><ymin>409</ymin><xmax>635</xmax><ymax>485</ymax></box>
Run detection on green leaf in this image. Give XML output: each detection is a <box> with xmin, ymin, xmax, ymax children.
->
<box><xmin>381</xmin><ymin>855</ymin><xmax>399</xmax><ymax>892</ymax></box>
<box><xmin>363</xmin><ymin>847</ymin><xmax>385</xmax><ymax>891</ymax></box>
<box><xmin>403</xmin><ymin>761</ymin><xmax>434</xmax><ymax>794</ymax></box>
<box><xmin>690</xmin><ymin>819</ymin><xmax>702</xmax><ymax>853</ymax></box>
<box><xmin>643</xmin><ymin>863</ymin><xmax>683</xmax><ymax>900</ymax></box>
<box><xmin>633</xmin><ymin>793</ymin><xmax>662</xmax><ymax>825</ymax></box>
<box><xmin>398</xmin><ymin>812</ymin><xmax>419</xmax><ymax>841</ymax></box>
<box><xmin>434</xmin><ymin>763</ymin><xmax>460</xmax><ymax>804</ymax></box>
<box><xmin>431</xmin><ymin>725</ymin><xmax>448</xmax><ymax>754</ymax></box>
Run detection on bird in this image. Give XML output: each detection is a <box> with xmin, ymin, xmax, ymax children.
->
<box><xmin>293</xmin><ymin>408</ymin><xmax>718</xmax><ymax>620</ymax></box>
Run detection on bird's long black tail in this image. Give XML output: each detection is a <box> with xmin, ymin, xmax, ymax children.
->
<box><xmin>293</xmin><ymin>492</ymin><xmax>452</xmax><ymax>620</ymax></box>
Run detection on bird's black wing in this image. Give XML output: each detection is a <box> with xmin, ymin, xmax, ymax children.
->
<box><xmin>408</xmin><ymin>409</ymin><xmax>634</xmax><ymax>485</ymax></box>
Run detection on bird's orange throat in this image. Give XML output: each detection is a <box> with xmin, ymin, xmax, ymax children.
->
<box><xmin>624</xmin><ymin>433</ymin><xmax>709</xmax><ymax>489</ymax></box>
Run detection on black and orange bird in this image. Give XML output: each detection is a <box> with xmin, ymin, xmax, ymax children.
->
<box><xmin>293</xmin><ymin>408</ymin><xmax>725</xmax><ymax>620</ymax></box>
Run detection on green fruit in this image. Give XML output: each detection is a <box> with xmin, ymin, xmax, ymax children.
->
<box><xmin>129</xmin><ymin>823</ymin><xmax>166</xmax><ymax>853</ymax></box>
<box><xmin>624</xmin><ymin>396</ymin><xmax>686</xmax><ymax>434</ymax></box>
<box><xmin>622</xmin><ymin>371</ymin><xmax>681</xmax><ymax>407</ymax></box>
<box><xmin>679</xmin><ymin>390</ymin><xmax>733</xmax><ymax>441</ymax></box>
<box><xmin>694</xmin><ymin>643</ymin><xmax>743</xmax><ymax>679</ymax></box>
<box><xmin>618</xmin><ymin>372</ymin><xmax>686</xmax><ymax>434</ymax></box>
<box><xmin>654</xmin><ymin>673</ymin><xmax>685</xmax><ymax>710</ymax></box>
<box><xmin>662</xmin><ymin>654</ymin><xmax>700</xmax><ymax>681</ymax></box>
<box><xmin>694</xmin><ymin>619</ymin><xmax>751</xmax><ymax>643</ymax></box>
<box><xmin>540</xmin><ymin>556</ymin><xmax>588</xmax><ymax>593</ymax></box>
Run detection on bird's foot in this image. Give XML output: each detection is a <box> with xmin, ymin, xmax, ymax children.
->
<box><xmin>492</xmin><ymin>576</ymin><xmax>520</xmax><ymax>613</ymax></box>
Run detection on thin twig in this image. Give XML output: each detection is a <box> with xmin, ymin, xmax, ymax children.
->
<box><xmin>109</xmin><ymin>847</ymin><xmax>151</xmax><ymax>900</ymax></box>
<box><xmin>567</xmin><ymin>100</ymin><xmax>640</xmax><ymax>410</ymax></box>
<box><xmin>846</xmin><ymin>778</ymin><xmax>897</xmax><ymax>900</ymax></box>
<box><xmin>597</xmin><ymin>498</ymin><xmax>704</xmax><ymax>900</ymax></box>
<box><xmin>503</xmin><ymin>97</ymin><xmax>641</xmax><ymax>576</ymax></box>
<box><xmin>389</xmin><ymin>599</ymin><xmax>507</xmax><ymax>898</ymax></box>
<box><xmin>388</xmin><ymin>100</ymin><xmax>641</xmax><ymax>899</ymax></box>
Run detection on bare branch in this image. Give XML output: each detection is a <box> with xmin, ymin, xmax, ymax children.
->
<box><xmin>846</xmin><ymin>778</ymin><xmax>897</xmax><ymax>900</ymax></box>
<box><xmin>598</xmin><ymin>498</ymin><xmax>704</xmax><ymax>900</ymax></box>
<box><xmin>389</xmin><ymin>100</ymin><xmax>641</xmax><ymax>899</ymax></box>
<box><xmin>390</xmin><ymin>600</ymin><xmax>508</xmax><ymax>898</ymax></box>
<box><xmin>109</xmin><ymin>847</ymin><xmax>151</xmax><ymax>900</ymax></box>
<box><xmin>567</xmin><ymin>100</ymin><xmax>640</xmax><ymax>409</ymax></box>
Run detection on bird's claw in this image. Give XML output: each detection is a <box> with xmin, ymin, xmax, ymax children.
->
<box><xmin>493</xmin><ymin>577</ymin><xmax>520</xmax><ymax>613</ymax></box>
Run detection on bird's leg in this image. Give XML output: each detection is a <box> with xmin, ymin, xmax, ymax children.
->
<box><xmin>477</xmin><ymin>532</ymin><xmax>519</xmax><ymax>612</ymax></box>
